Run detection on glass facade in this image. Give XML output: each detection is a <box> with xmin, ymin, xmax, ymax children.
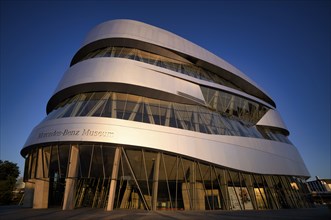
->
<box><xmin>200</xmin><ymin>86</ymin><xmax>268</xmax><ymax>124</ymax></box>
<box><xmin>21</xmin><ymin>20</ymin><xmax>310</xmax><ymax>211</ymax></box>
<box><xmin>75</xmin><ymin>46</ymin><xmax>243</xmax><ymax>91</ymax></box>
<box><xmin>44</xmin><ymin>91</ymin><xmax>290</xmax><ymax>144</ymax></box>
<box><xmin>23</xmin><ymin>144</ymin><xmax>312</xmax><ymax>210</ymax></box>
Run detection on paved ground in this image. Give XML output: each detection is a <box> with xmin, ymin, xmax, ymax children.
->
<box><xmin>0</xmin><ymin>205</ymin><xmax>330</xmax><ymax>220</ymax></box>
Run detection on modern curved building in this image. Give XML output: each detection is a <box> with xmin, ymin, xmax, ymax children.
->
<box><xmin>21</xmin><ymin>19</ymin><xmax>311</xmax><ymax>211</ymax></box>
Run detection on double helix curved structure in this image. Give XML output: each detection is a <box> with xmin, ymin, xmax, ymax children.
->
<box><xmin>21</xmin><ymin>19</ymin><xmax>311</xmax><ymax>211</ymax></box>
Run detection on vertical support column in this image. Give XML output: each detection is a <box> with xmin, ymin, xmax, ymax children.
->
<box><xmin>220</xmin><ymin>169</ymin><xmax>230</xmax><ymax>210</ymax></box>
<box><xmin>152</xmin><ymin>152</ymin><xmax>161</xmax><ymax>210</ymax></box>
<box><xmin>229</xmin><ymin>95</ymin><xmax>235</xmax><ymax>115</ymax></box>
<box><xmin>33</xmin><ymin>180</ymin><xmax>49</xmax><ymax>208</ymax></box>
<box><xmin>279</xmin><ymin>176</ymin><xmax>295</xmax><ymax>208</ymax></box>
<box><xmin>190</xmin><ymin>161</ymin><xmax>196</xmax><ymax>210</ymax></box>
<box><xmin>212</xmin><ymin>90</ymin><xmax>219</xmax><ymax>109</ymax></box>
<box><xmin>196</xmin><ymin>162</ymin><xmax>209</xmax><ymax>210</ymax></box>
<box><xmin>245</xmin><ymin>174</ymin><xmax>258</xmax><ymax>210</ymax></box>
<box><xmin>264</xmin><ymin>176</ymin><xmax>280</xmax><ymax>209</ymax></box>
<box><xmin>106</xmin><ymin>147</ymin><xmax>122</xmax><ymax>211</ymax></box>
<box><xmin>62</xmin><ymin>145</ymin><xmax>79</xmax><ymax>210</ymax></box>
<box><xmin>33</xmin><ymin>148</ymin><xmax>49</xmax><ymax>208</ymax></box>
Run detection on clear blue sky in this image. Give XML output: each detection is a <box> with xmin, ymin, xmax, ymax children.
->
<box><xmin>1</xmin><ymin>0</ymin><xmax>330</xmax><ymax>181</ymax></box>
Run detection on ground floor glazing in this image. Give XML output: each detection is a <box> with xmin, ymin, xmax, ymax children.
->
<box><xmin>22</xmin><ymin>143</ymin><xmax>312</xmax><ymax>210</ymax></box>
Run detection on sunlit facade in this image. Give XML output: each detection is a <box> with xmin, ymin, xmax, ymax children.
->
<box><xmin>21</xmin><ymin>19</ymin><xmax>311</xmax><ymax>210</ymax></box>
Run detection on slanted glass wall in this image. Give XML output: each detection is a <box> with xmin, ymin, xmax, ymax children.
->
<box><xmin>200</xmin><ymin>86</ymin><xmax>268</xmax><ymax>124</ymax></box>
<box><xmin>44</xmin><ymin>91</ymin><xmax>290</xmax><ymax>144</ymax></box>
<box><xmin>76</xmin><ymin>46</ymin><xmax>243</xmax><ymax>92</ymax></box>
<box><xmin>23</xmin><ymin>144</ymin><xmax>312</xmax><ymax>210</ymax></box>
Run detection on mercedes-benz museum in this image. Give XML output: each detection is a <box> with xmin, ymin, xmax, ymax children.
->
<box><xmin>21</xmin><ymin>19</ymin><xmax>311</xmax><ymax>211</ymax></box>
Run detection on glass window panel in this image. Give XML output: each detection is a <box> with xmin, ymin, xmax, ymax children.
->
<box><xmin>253</xmin><ymin>187</ymin><xmax>266</xmax><ymax>209</ymax></box>
<box><xmin>30</xmin><ymin>148</ymin><xmax>37</xmax><ymax>179</ymax></box>
<box><xmin>79</xmin><ymin>145</ymin><xmax>93</xmax><ymax>177</ymax></box>
<box><xmin>23</xmin><ymin>153</ymin><xmax>31</xmax><ymax>181</ymax></box>
<box><xmin>264</xmin><ymin>175</ymin><xmax>281</xmax><ymax>209</ymax></box>
<box><xmin>173</xmin><ymin>105</ymin><xmax>186</xmax><ymax>128</ymax></box>
<box><xmin>125</xmin><ymin>149</ymin><xmax>144</xmax><ymax>180</ymax></box>
<box><xmin>116</xmin><ymin>99</ymin><xmax>126</xmax><ymax>119</ymax></box>
<box><xmin>43</xmin><ymin>108</ymin><xmax>61</xmax><ymax>121</ymax></box>
<box><xmin>96</xmin><ymin>100</ymin><xmax>108</xmax><ymax>117</ymax></box>
<box><xmin>42</xmin><ymin>146</ymin><xmax>51</xmax><ymax>178</ymax></box>
<box><xmin>49</xmin><ymin>145</ymin><xmax>60</xmax><ymax>180</ymax></box>
<box><xmin>103</xmin><ymin>47</ymin><xmax>113</xmax><ymax>57</ymax></box>
<box><xmin>114</xmin><ymin>93</ymin><xmax>127</xmax><ymax>119</ymax></box>
<box><xmin>69</xmin><ymin>94</ymin><xmax>87</xmax><ymax>117</ymax></box>
<box><xmin>58</xmin><ymin>144</ymin><xmax>70</xmax><ymax>178</ymax></box>
<box><xmin>115</xmin><ymin>149</ymin><xmax>148</xmax><ymax>210</ymax></box>
<box><xmin>111</xmin><ymin>47</ymin><xmax>121</xmax><ymax>57</ymax></box>
<box><xmin>123</xmin><ymin>101</ymin><xmax>141</xmax><ymax>121</ymax></box>
<box><xmin>141</xmin><ymin>150</ymin><xmax>157</xmax><ymax>183</ymax></box>
<box><xmin>79</xmin><ymin>99</ymin><xmax>98</xmax><ymax>117</ymax></box>
<box><xmin>213</xmin><ymin>167</ymin><xmax>229</xmax><ymax>210</ymax></box>
<box><xmin>220</xmin><ymin>117</ymin><xmax>236</xmax><ymax>136</ymax></box>
<box><xmin>203</xmin><ymin>164</ymin><xmax>213</xmax><ymax>185</ymax></box>
<box><xmin>252</xmin><ymin>175</ymin><xmax>268</xmax><ymax>209</ymax></box>
<box><xmin>157</xmin><ymin>153</ymin><xmax>173</xmax><ymax>210</ymax></box>
<box><xmin>169</xmin><ymin>108</ymin><xmax>178</xmax><ymax>128</ymax></box>
<box><xmin>228</xmin><ymin>171</ymin><xmax>240</xmax><ymax>186</ymax></box>
<box><xmin>89</xmin><ymin>93</ymin><xmax>110</xmax><ymax>117</ymax></box>
<box><xmin>159</xmin><ymin>103</ymin><xmax>168</xmax><ymax>126</ymax></box>
<box><xmin>227</xmin><ymin>171</ymin><xmax>243</xmax><ymax>210</ymax></box>
<box><xmin>101</xmin><ymin>146</ymin><xmax>115</xmax><ymax>177</ymax></box>
<box><xmin>89</xmin><ymin>48</ymin><xmax>104</xmax><ymax>58</ymax></box>
<box><xmin>90</xmin><ymin>145</ymin><xmax>104</xmax><ymax>177</ymax></box>
<box><xmin>101</xmin><ymin>95</ymin><xmax>113</xmax><ymax>118</ymax></box>
<box><xmin>161</xmin><ymin>154</ymin><xmax>177</xmax><ymax>181</ymax></box>
<box><xmin>61</xmin><ymin>101</ymin><xmax>77</xmax><ymax>118</ymax></box>
<box><xmin>183</xmin><ymin>106</ymin><xmax>195</xmax><ymax>130</ymax></box>
<box><xmin>149</xmin><ymin>103</ymin><xmax>161</xmax><ymax>125</ymax></box>
<box><xmin>180</xmin><ymin>158</ymin><xmax>193</xmax><ymax>182</ymax></box>
<box><xmin>133</xmin><ymin>102</ymin><xmax>144</xmax><ymax>122</ymax></box>
<box><xmin>228</xmin><ymin>187</ymin><xmax>241</xmax><ymax>210</ymax></box>
<box><xmin>54</xmin><ymin>94</ymin><xmax>80</xmax><ymax>117</ymax></box>
<box><xmin>164</xmin><ymin>104</ymin><xmax>174</xmax><ymax>124</ymax></box>
<box><xmin>96</xmin><ymin>47</ymin><xmax>110</xmax><ymax>57</ymax></box>
<box><xmin>142</xmin><ymin>103</ymin><xmax>153</xmax><ymax>123</ymax></box>
<box><xmin>76</xmin><ymin>92</ymin><xmax>94</xmax><ymax>116</ymax></box>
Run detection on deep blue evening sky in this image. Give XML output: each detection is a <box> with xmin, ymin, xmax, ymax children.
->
<box><xmin>1</xmin><ymin>0</ymin><xmax>330</xmax><ymax>180</ymax></box>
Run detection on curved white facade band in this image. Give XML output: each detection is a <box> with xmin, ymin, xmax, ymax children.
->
<box><xmin>21</xmin><ymin>19</ymin><xmax>311</xmax><ymax>211</ymax></box>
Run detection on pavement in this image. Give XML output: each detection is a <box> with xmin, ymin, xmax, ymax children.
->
<box><xmin>0</xmin><ymin>205</ymin><xmax>330</xmax><ymax>220</ymax></box>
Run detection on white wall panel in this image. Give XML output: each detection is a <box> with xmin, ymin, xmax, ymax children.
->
<box><xmin>55</xmin><ymin>58</ymin><xmax>205</xmax><ymax>103</ymax></box>
<box><xmin>23</xmin><ymin>117</ymin><xmax>310</xmax><ymax>177</ymax></box>
<box><xmin>257</xmin><ymin>109</ymin><xmax>289</xmax><ymax>132</ymax></box>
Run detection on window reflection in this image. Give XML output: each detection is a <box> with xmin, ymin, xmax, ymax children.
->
<box><xmin>23</xmin><ymin>144</ymin><xmax>311</xmax><ymax>210</ymax></box>
<box><xmin>44</xmin><ymin>91</ymin><xmax>290</xmax><ymax>144</ymax></box>
<box><xmin>76</xmin><ymin>46</ymin><xmax>242</xmax><ymax>91</ymax></box>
